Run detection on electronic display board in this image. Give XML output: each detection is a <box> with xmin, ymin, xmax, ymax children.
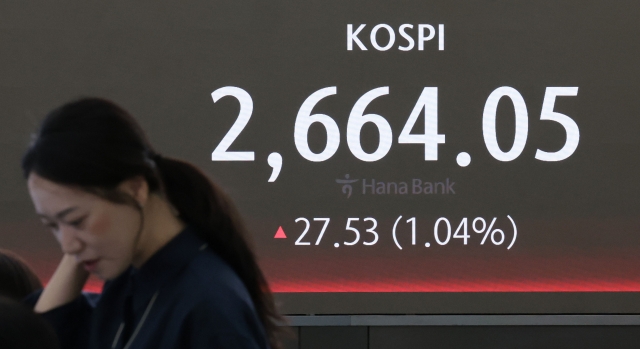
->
<box><xmin>1</xmin><ymin>0</ymin><xmax>640</xmax><ymax>314</ymax></box>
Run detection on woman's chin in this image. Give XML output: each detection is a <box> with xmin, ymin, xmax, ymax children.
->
<box><xmin>94</xmin><ymin>265</ymin><xmax>128</xmax><ymax>281</ymax></box>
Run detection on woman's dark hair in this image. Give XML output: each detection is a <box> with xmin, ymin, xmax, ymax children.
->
<box><xmin>0</xmin><ymin>297</ymin><xmax>60</xmax><ymax>349</ymax></box>
<box><xmin>22</xmin><ymin>98</ymin><xmax>284</xmax><ymax>349</ymax></box>
<box><xmin>0</xmin><ymin>249</ymin><xmax>43</xmax><ymax>301</ymax></box>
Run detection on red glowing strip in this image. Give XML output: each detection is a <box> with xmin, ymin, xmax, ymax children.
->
<box><xmin>82</xmin><ymin>280</ymin><xmax>104</xmax><ymax>293</ymax></box>
<box><xmin>269</xmin><ymin>278</ymin><xmax>640</xmax><ymax>292</ymax></box>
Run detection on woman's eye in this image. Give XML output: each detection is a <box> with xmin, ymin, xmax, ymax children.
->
<box><xmin>68</xmin><ymin>216</ymin><xmax>86</xmax><ymax>228</ymax></box>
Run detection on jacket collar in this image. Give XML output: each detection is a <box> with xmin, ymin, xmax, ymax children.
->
<box><xmin>126</xmin><ymin>226</ymin><xmax>208</xmax><ymax>313</ymax></box>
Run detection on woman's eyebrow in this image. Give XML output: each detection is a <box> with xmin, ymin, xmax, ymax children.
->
<box><xmin>37</xmin><ymin>207</ymin><xmax>79</xmax><ymax>220</ymax></box>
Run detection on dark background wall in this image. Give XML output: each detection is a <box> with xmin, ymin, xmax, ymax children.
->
<box><xmin>3</xmin><ymin>0</ymin><xmax>640</xmax><ymax>311</ymax></box>
<box><xmin>2</xmin><ymin>1</ymin><xmax>640</xmax><ymax>347</ymax></box>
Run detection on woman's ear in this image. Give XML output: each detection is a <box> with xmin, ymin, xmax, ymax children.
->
<box><xmin>118</xmin><ymin>176</ymin><xmax>149</xmax><ymax>208</ymax></box>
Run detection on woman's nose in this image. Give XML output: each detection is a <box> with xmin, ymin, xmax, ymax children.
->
<box><xmin>58</xmin><ymin>225</ymin><xmax>83</xmax><ymax>255</ymax></box>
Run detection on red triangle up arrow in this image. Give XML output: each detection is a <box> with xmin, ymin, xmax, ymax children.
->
<box><xmin>274</xmin><ymin>226</ymin><xmax>287</xmax><ymax>239</ymax></box>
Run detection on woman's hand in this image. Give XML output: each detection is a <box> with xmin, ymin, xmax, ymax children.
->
<box><xmin>34</xmin><ymin>254</ymin><xmax>90</xmax><ymax>313</ymax></box>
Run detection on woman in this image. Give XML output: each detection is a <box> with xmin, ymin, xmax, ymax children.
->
<box><xmin>23</xmin><ymin>98</ymin><xmax>282</xmax><ymax>349</ymax></box>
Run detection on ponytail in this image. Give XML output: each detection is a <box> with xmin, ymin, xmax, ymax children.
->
<box><xmin>153</xmin><ymin>155</ymin><xmax>284</xmax><ymax>349</ymax></box>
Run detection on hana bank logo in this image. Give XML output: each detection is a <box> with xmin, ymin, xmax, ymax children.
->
<box><xmin>336</xmin><ymin>174</ymin><xmax>456</xmax><ymax>198</ymax></box>
<box><xmin>335</xmin><ymin>174</ymin><xmax>359</xmax><ymax>198</ymax></box>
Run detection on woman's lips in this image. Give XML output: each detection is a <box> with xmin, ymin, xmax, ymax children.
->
<box><xmin>83</xmin><ymin>259</ymin><xmax>100</xmax><ymax>272</ymax></box>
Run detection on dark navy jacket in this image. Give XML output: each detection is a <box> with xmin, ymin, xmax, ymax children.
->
<box><xmin>36</xmin><ymin>227</ymin><xmax>269</xmax><ymax>349</ymax></box>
